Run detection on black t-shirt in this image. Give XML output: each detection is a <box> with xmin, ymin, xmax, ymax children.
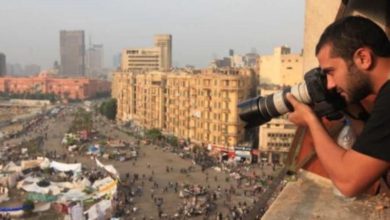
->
<box><xmin>352</xmin><ymin>80</ymin><xmax>390</xmax><ymax>162</ymax></box>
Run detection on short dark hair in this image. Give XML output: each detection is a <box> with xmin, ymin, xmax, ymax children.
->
<box><xmin>315</xmin><ymin>16</ymin><xmax>390</xmax><ymax>61</ymax></box>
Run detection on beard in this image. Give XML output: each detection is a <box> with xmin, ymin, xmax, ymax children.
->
<box><xmin>345</xmin><ymin>64</ymin><xmax>372</xmax><ymax>104</ymax></box>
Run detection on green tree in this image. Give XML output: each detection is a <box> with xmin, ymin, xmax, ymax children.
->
<box><xmin>166</xmin><ymin>135</ymin><xmax>179</xmax><ymax>147</ymax></box>
<box><xmin>99</xmin><ymin>98</ymin><xmax>117</xmax><ymax>120</ymax></box>
<box><xmin>145</xmin><ymin>128</ymin><xmax>162</xmax><ymax>141</ymax></box>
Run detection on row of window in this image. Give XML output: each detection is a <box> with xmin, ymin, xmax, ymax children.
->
<box><xmin>268</xmin><ymin>142</ymin><xmax>291</xmax><ymax>147</ymax></box>
<box><xmin>267</xmin><ymin>133</ymin><xmax>295</xmax><ymax>138</ymax></box>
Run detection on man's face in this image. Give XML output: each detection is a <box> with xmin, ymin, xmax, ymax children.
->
<box><xmin>317</xmin><ymin>44</ymin><xmax>372</xmax><ymax>104</ymax></box>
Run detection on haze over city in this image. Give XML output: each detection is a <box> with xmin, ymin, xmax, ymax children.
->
<box><xmin>0</xmin><ymin>0</ymin><xmax>304</xmax><ymax>69</ymax></box>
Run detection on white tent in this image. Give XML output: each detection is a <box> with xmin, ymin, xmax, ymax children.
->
<box><xmin>50</xmin><ymin>161</ymin><xmax>82</xmax><ymax>173</ymax></box>
<box><xmin>85</xmin><ymin>199</ymin><xmax>111</xmax><ymax>220</ymax></box>
<box><xmin>95</xmin><ymin>159</ymin><xmax>120</xmax><ymax>180</ymax></box>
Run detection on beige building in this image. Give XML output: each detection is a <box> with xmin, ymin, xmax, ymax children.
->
<box><xmin>121</xmin><ymin>48</ymin><xmax>161</xmax><ymax>72</ymax></box>
<box><xmin>112</xmin><ymin>71</ymin><xmax>136</xmax><ymax>121</ymax></box>
<box><xmin>133</xmin><ymin>71</ymin><xmax>167</xmax><ymax>129</ymax></box>
<box><xmin>165</xmin><ymin>72</ymin><xmax>194</xmax><ymax>139</ymax></box>
<box><xmin>189</xmin><ymin>68</ymin><xmax>255</xmax><ymax>147</ymax></box>
<box><xmin>113</xmin><ymin>68</ymin><xmax>256</xmax><ymax>148</ymax></box>
<box><xmin>121</xmin><ymin>34</ymin><xmax>172</xmax><ymax>72</ymax></box>
<box><xmin>259</xmin><ymin>46</ymin><xmax>303</xmax><ymax>86</ymax></box>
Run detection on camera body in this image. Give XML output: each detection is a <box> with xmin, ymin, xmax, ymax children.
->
<box><xmin>238</xmin><ymin>68</ymin><xmax>346</xmax><ymax>128</ymax></box>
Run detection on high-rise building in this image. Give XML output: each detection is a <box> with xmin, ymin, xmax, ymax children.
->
<box><xmin>86</xmin><ymin>44</ymin><xmax>104</xmax><ymax>77</ymax></box>
<box><xmin>229</xmin><ymin>49</ymin><xmax>234</xmax><ymax>57</ymax></box>
<box><xmin>0</xmin><ymin>53</ymin><xmax>6</xmax><ymax>76</ymax></box>
<box><xmin>154</xmin><ymin>34</ymin><xmax>172</xmax><ymax>71</ymax></box>
<box><xmin>60</xmin><ymin>30</ymin><xmax>85</xmax><ymax>76</ymax></box>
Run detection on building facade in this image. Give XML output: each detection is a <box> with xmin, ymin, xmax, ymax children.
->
<box><xmin>113</xmin><ymin>68</ymin><xmax>256</xmax><ymax>148</ymax></box>
<box><xmin>259</xmin><ymin>46</ymin><xmax>303</xmax><ymax>86</ymax></box>
<box><xmin>0</xmin><ymin>53</ymin><xmax>6</xmax><ymax>76</ymax></box>
<box><xmin>121</xmin><ymin>35</ymin><xmax>172</xmax><ymax>72</ymax></box>
<box><xmin>0</xmin><ymin>72</ymin><xmax>110</xmax><ymax>100</ymax></box>
<box><xmin>121</xmin><ymin>48</ymin><xmax>161</xmax><ymax>72</ymax></box>
<box><xmin>60</xmin><ymin>30</ymin><xmax>85</xmax><ymax>76</ymax></box>
<box><xmin>112</xmin><ymin>71</ymin><xmax>136</xmax><ymax>121</ymax></box>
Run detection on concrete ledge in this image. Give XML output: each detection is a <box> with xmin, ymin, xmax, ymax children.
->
<box><xmin>262</xmin><ymin>170</ymin><xmax>389</xmax><ymax>220</ymax></box>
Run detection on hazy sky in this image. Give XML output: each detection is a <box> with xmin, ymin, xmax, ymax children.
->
<box><xmin>0</xmin><ymin>0</ymin><xmax>305</xmax><ymax>69</ymax></box>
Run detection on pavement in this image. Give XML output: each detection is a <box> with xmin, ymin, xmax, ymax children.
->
<box><xmin>3</xmin><ymin>104</ymin><xmax>280</xmax><ymax>219</ymax></box>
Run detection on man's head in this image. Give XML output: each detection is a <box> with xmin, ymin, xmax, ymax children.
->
<box><xmin>316</xmin><ymin>16</ymin><xmax>390</xmax><ymax>103</ymax></box>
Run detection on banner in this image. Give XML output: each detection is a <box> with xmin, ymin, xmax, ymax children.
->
<box><xmin>27</xmin><ymin>192</ymin><xmax>58</xmax><ymax>202</ymax></box>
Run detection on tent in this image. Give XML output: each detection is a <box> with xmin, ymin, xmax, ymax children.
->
<box><xmin>95</xmin><ymin>159</ymin><xmax>120</xmax><ymax>180</ymax></box>
<box><xmin>50</xmin><ymin>161</ymin><xmax>82</xmax><ymax>173</ymax></box>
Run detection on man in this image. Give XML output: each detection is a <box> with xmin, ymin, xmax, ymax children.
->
<box><xmin>286</xmin><ymin>16</ymin><xmax>390</xmax><ymax>197</ymax></box>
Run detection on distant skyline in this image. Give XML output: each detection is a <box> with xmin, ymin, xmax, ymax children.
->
<box><xmin>0</xmin><ymin>0</ymin><xmax>305</xmax><ymax>69</ymax></box>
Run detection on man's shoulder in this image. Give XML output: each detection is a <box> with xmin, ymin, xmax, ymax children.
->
<box><xmin>378</xmin><ymin>80</ymin><xmax>390</xmax><ymax>95</ymax></box>
<box><xmin>373</xmin><ymin>80</ymin><xmax>390</xmax><ymax>104</ymax></box>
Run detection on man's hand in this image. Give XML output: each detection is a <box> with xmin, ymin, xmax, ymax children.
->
<box><xmin>286</xmin><ymin>93</ymin><xmax>317</xmax><ymax>126</ymax></box>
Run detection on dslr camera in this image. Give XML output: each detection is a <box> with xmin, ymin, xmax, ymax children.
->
<box><xmin>238</xmin><ymin>68</ymin><xmax>346</xmax><ymax>128</ymax></box>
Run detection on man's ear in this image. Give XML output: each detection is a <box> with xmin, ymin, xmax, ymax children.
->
<box><xmin>353</xmin><ymin>47</ymin><xmax>374</xmax><ymax>70</ymax></box>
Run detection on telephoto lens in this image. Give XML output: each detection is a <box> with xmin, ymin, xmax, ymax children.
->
<box><xmin>238</xmin><ymin>68</ymin><xmax>345</xmax><ymax>128</ymax></box>
<box><xmin>237</xmin><ymin>81</ymin><xmax>311</xmax><ymax>128</ymax></box>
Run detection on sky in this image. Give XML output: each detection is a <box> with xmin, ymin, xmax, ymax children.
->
<box><xmin>0</xmin><ymin>0</ymin><xmax>305</xmax><ymax>69</ymax></box>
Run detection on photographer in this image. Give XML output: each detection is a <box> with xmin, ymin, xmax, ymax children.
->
<box><xmin>286</xmin><ymin>16</ymin><xmax>390</xmax><ymax>197</ymax></box>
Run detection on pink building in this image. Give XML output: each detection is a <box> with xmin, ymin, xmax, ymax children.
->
<box><xmin>0</xmin><ymin>72</ymin><xmax>111</xmax><ymax>100</ymax></box>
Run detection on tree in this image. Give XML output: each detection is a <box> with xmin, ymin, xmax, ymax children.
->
<box><xmin>145</xmin><ymin>128</ymin><xmax>162</xmax><ymax>141</ymax></box>
<box><xmin>166</xmin><ymin>135</ymin><xmax>179</xmax><ymax>147</ymax></box>
<box><xmin>99</xmin><ymin>98</ymin><xmax>117</xmax><ymax>120</ymax></box>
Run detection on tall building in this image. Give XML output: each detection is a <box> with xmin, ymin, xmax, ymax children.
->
<box><xmin>86</xmin><ymin>44</ymin><xmax>104</xmax><ymax>77</ymax></box>
<box><xmin>121</xmin><ymin>34</ymin><xmax>172</xmax><ymax>72</ymax></box>
<box><xmin>0</xmin><ymin>53</ymin><xmax>6</xmax><ymax>76</ymax></box>
<box><xmin>229</xmin><ymin>49</ymin><xmax>234</xmax><ymax>57</ymax></box>
<box><xmin>154</xmin><ymin>34</ymin><xmax>172</xmax><ymax>71</ymax></box>
<box><xmin>60</xmin><ymin>30</ymin><xmax>85</xmax><ymax>76</ymax></box>
<box><xmin>259</xmin><ymin>46</ymin><xmax>303</xmax><ymax>86</ymax></box>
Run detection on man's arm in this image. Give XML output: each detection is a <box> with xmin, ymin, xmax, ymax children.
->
<box><xmin>286</xmin><ymin>93</ymin><xmax>389</xmax><ymax>197</ymax></box>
